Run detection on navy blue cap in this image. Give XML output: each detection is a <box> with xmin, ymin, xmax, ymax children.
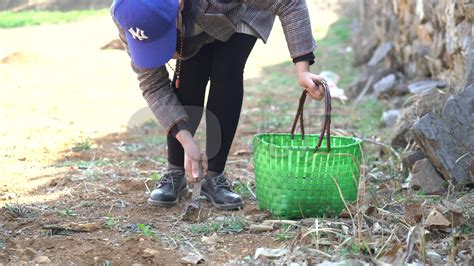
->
<box><xmin>112</xmin><ymin>0</ymin><xmax>179</xmax><ymax>68</ymax></box>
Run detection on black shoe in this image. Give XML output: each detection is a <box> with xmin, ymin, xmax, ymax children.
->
<box><xmin>148</xmin><ymin>170</ymin><xmax>187</xmax><ymax>208</ymax></box>
<box><xmin>201</xmin><ymin>173</ymin><xmax>244</xmax><ymax>210</ymax></box>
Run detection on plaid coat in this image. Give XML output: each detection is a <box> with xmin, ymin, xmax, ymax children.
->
<box><xmin>114</xmin><ymin>0</ymin><xmax>317</xmax><ymax>133</ymax></box>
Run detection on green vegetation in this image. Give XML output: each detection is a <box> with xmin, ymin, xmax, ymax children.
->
<box><xmin>137</xmin><ymin>223</ymin><xmax>157</xmax><ymax>238</ymax></box>
<box><xmin>190</xmin><ymin>217</ymin><xmax>246</xmax><ymax>235</ymax></box>
<box><xmin>150</xmin><ymin>172</ymin><xmax>161</xmax><ymax>182</ymax></box>
<box><xmin>314</xmin><ymin>17</ymin><xmax>357</xmax><ymax>88</ymax></box>
<box><xmin>0</xmin><ymin>9</ymin><xmax>108</xmax><ymax>28</ymax></box>
<box><xmin>232</xmin><ymin>180</ymin><xmax>255</xmax><ymax>199</ymax></box>
<box><xmin>105</xmin><ymin>217</ymin><xmax>119</xmax><ymax>228</ymax></box>
<box><xmin>80</xmin><ymin>201</ymin><xmax>93</xmax><ymax>208</ymax></box>
<box><xmin>58</xmin><ymin>208</ymin><xmax>77</xmax><ymax>217</ymax></box>
<box><xmin>3</xmin><ymin>203</ymin><xmax>31</xmax><ymax>218</ymax></box>
<box><xmin>353</xmin><ymin>98</ymin><xmax>384</xmax><ymax>136</ymax></box>
<box><xmin>71</xmin><ymin>138</ymin><xmax>92</xmax><ymax>152</ymax></box>
<box><xmin>275</xmin><ymin>225</ymin><xmax>296</xmax><ymax>241</ymax></box>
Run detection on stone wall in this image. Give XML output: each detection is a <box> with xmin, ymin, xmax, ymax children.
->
<box><xmin>351</xmin><ymin>0</ymin><xmax>473</xmax><ymax>186</ymax></box>
<box><xmin>352</xmin><ymin>0</ymin><xmax>473</xmax><ymax>95</ymax></box>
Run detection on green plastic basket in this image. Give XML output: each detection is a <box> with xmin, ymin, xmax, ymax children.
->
<box><xmin>252</xmin><ymin>133</ymin><xmax>363</xmax><ymax>218</ymax></box>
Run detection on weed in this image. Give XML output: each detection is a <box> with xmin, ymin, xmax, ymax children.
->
<box><xmin>80</xmin><ymin>201</ymin><xmax>93</xmax><ymax>208</ymax></box>
<box><xmin>415</xmin><ymin>190</ymin><xmax>427</xmax><ymax>196</ymax></box>
<box><xmin>222</xmin><ymin>217</ymin><xmax>247</xmax><ymax>233</ymax></box>
<box><xmin>190</xmin><ymin>216</ymin><xmax>246</xmax><ymax>235</ymax></box>
<box><xmin>71</xmin><ymin>139</ymin><xmax>92</xmax><ymax>152</ymax></box>
<box><xmin>340</xmin><ymin>239</ymin><xmax>363</xmax><ymax>257</ymax></box>
<box><xmin>3</xmin><ymin>203</ymin><xmax>32</xmax><ymax>218</ymax></box>
<box><xmin>190</xmin><ymin>221</ymin><xmax>222</xmax><ymax>235</ymax></box>
<box><xmin>150</xmin><ymin>172</ymin><xmax>161</xmax><ymax>182</ymax></box>
<box><xmin>137</xmin><ymin>223</ymin><xmax>157</xmax><ymax>238</ymax></box>
<box><xmin>85</xmin><ymin>167</ymin><xmax>101</xmax><ymax>181</ymax></box>
<box><xmin>105</xmin><ymin>217</ymin><xmax>119</xmax><ymax>228</ymax></box>
<box><xmin>275</xmin><ymin>231</ymin><xmax>294</xmax><ymax>241</ymax></box>
<box><xmin>59</xmin><ymin>208</ymin><xmax>77</xmax><ymax>217</ymax></box>
<box><xmin>232</xmin><ymin>181</ymin><xmax>254</xmax><ymax>199</ymax></box>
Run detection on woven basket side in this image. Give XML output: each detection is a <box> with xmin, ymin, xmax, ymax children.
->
<box><xmin>253</xmin><ymin>134</ymin><xmax>363</xmax><ymax>218</ymax></box>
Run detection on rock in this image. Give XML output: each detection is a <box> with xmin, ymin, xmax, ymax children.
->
<box><xmin>254</xmin><ymin>247</ymin><xmax>289</xmax><ymax>260</ymax></box>
<box><xmin>142</xmin><ymin>248</ymin><xmax>160</xmax><ymax>258</ymax></box>
<box><xmin>392</xmin><ymin>84</ymin><xmax>410</xmax><ymax>97</ymax></box>
<box><xmin>391</xmin><ymin>87</ymin><xmax>449</xmax><ymax>149</ymax></box>
<box><xmin>441</xmin><ymin>85</ymin><xmax>474</xmax><ymax>151</ymax></box>
<box><xmin>402</xmin><ymin>150</ymin><xmax>426</xmax><ymax>172</ymax></box>
<box><xmin>353</xmin><ymin>32</ymin><xmax>378</xmax><ymax>66</ymax></box>
<box><xmin>409</xmin><ymin>159</ymin><xmax>447</xmax><ymax>195</ymax></box>
<box><xmin>467</xmin><ymin>2</ymin><xmax>474</xmax><ymax>19</ymax></box>
<box><xmin>372</xmin><ymin>222</ymin><xmax>383</xmax><ymax>234</ymax></box>
<box><xmin>350</xmin><ymin>66</ymin><xmax>392</xmax><ymax>97</ymax></box>
<box><xmin>25</xmin><ymin>247</ymin><xmax>38</xmax><ymax>257</ymax></box>
<box><xmin>408</xmin><ymin>79</ymin><xmax>446</xmax><ymax>94</ymax></box>
<box><xmin>201</xmin><ymin>233</ymin><xmax>219</xmax><ymax>245</ymax></box>
<box><xmin>181</xmin><ymin>253</ymin><xmax>205</xmax><ymax>265</ymax></box>
<box><xmin>374</xmin><ymin>74</ymin><xmax>396</xmax><ymax>95</ymax></box>
<box><xmin>416</xmin><ymin>23</ymin><xmax>434</xmax><ymax>46</ymax></box>
<box><xmin>463</xmin><ymin>39</ymin><xmax>473</xmax><ymax>87</ymax></box>
<box><xmin>471</xmin><ymin>156</ymin><xmax>474</xmax><ymax>179</ymax></box>
<box><xmin>382</xmin><ymin>109</ymin><xmax>400</xmax><ymax>127</ymax></box>
<box><xmin>34</xmin><ymin>256</ymin><xmax>51</xmax><ymax>264</ymax></box>
<box><xmin>368</xmin><ymin>42</ymin><xmax>393</xmax><ymax>66</ymax></box>
<box><xmin>415</xmin><ymin>0</ymin><xmax>426</xmax><ymax>23</ymax></box>
<box><xmin>391</xmin><ymin>113</ymin><xmax>413</xmax><ymax>148</ymax></box>
<box><xmin>405</xmin><ymin>204</ymin><xmax>423</xmax><ymax>224</ymax></box>
<box><xmin>413</xmin><ymin>85</ymin><xmax>474</xmax><ymax>185</ymax></box>
<box><xmin>425</xmin><ymin>209</ymin><xmax>451</xmax><ymax>228</ymax></box>
<box><xmin>250</xmin><ymin>224</ymin><xmax>274</xmax><ymax>233</ymax></box>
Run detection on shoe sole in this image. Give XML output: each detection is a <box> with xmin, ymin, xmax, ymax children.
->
<box><xmin>147</xmin><ymin>186</ymin><xmax>188</xmax><ymax>208</ymax></box>
<box><xmin>201</xmin><ymin>191</ymin><xmax>244</xmax><ymax>210</ymax></box>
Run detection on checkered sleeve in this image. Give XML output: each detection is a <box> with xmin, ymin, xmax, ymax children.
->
<box><xmin>114</xmin><ymin>20</ymin><xmax>189</xmax><ymax>134</ymax></box>
<box><xmin>244</xmin><ymin>0</ymin><xmax>317</xmax><ymax>58</ymax></box>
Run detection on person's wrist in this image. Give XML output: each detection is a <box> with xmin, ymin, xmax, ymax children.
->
<box><xmin>176</xmin><ymin>129</ymin><xmax>193</xmax><ymax>146</ymax></box>
<box><xmin>295</xmin><ymin>61</ymin><xmax>310</xmax><ymax>75</ymax></box>
<box><xmin>297</xmin><ymin>72</ymin><xmax>310</xmax><ymax>87</ymax></box>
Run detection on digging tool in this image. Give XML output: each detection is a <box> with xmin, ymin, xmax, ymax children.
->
<box><xmin>181</xmin><ymin>157</ymin><xmax>205</xmax><ymax>221</ymax></box>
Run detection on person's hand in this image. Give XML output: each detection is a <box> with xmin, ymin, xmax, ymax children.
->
<box><xmin>295</xmin><ymin>61</ymin><xmax>325</xmax><ymax>101</ymax></box>
<box><xmin>297</xmin><ymin>71</ymin><xmax>325</xmax><ymax>101</ymax></box>
<box><xmin>176</xmin><ymin>130</ymin><xmax>208</xmax><ymax>183</ymax></box>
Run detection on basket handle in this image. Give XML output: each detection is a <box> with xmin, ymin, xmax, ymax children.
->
<box><xmin>290</xmin><ymin>79</ymin><xmax>332</xmax><ymax>153</ymax></box>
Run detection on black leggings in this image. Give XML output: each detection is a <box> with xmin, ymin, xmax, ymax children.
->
<box><xmin>167</xmin><ymin>33</ymin><xmax>257</xmax><ymax>173</ymax></box>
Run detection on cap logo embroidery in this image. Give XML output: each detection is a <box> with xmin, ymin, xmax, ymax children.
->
<box><xmin>128</xmin><ymin>27</ymin><xmax>149</xmax><ymax>41</ymax></box>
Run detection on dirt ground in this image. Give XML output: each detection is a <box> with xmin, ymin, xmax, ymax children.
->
<box><xmin>0</xmin><ymin>2</ymin><xmax>338</xmax><ymax>264</ymax></box>
<box><xmin>1</xmin><ymin>1</ymin><xmax>473</xmax><ymax>265</ymax></box>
